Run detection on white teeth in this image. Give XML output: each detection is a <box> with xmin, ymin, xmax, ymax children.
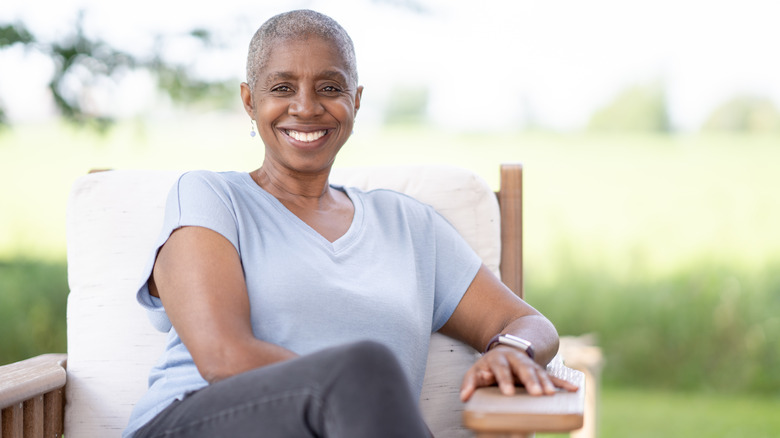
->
<box><xmin>286</xmin><ymin>129</ymin><xmax>327</xmax><ymax>142</ymax></box>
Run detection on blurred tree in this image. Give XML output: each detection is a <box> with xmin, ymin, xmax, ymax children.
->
<box><xmin>0</xmin><ymin>22</ymin><xmax>35</xmax><ymax>129</ymax></box>
<box><xmin>587</xmin><ymin>81</ymin><xmax>671</xmax><ymax>133</ymax></box>
<box><xmin>0</xmin><ymin>13</ymin><xmax>234</xmax><ymax>131</ymax></box>
<box><xmin>702</xmin><ymin>95</ymin><xmax>780</xmax><ymax>133</ymax></box>
<box><xmin>0</xmin><ymin>22</ymin><xmax>34</xmax><ymax>46</ymax></box>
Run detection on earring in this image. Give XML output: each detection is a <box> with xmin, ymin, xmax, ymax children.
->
<box><xmin>250</xmin><ymin>120</ymin><xmax>257</xmax><ymax>137</ymax></box>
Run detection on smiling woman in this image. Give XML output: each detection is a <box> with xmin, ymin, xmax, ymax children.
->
<box><xmin>122</xmin><ymin>9</ymin><xmax>575</xmax><ymax>438</ymax></box>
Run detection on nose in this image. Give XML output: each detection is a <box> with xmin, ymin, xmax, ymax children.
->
<box><xmin>288</xmin><ymin>89</ymin><xmax>324</xmax><ymax>118</ymax></box>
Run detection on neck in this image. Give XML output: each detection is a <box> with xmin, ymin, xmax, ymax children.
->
<box><xmin>252</xmin><ymin>163</ymin><xmax>334</xmax><ymax>208</ymax></box>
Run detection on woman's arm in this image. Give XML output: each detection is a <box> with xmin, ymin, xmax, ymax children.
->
<box><xmin>438</xmin><ymin>264</ymin><xmax>578</xmax><ymax>401</ymax></box>
<box><xmin>150</xmin><ymin>226</ymin><xmax>298</xmax><ymax>383</ymax></box>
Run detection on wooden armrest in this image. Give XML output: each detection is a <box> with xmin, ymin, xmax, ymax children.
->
<box><xmin>463</xmin><ymin>357</ymin><xmax>585</xmax><ymax>435</ymax></box>
<box><xmin>0</xmin><ymin>354</ymin><xmax>67</xmax><ymax>410</ymax></box>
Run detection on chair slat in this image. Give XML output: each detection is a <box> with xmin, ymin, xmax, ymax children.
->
<box><xmin>1</xmin><ymin>402</ymin><xmax>23</xmax><ymax>438</ymax></box>
<box><xmin>23</xmin><ymin>395</ymin><xmax>43</xmax><ymax>437</ymax></box>
<box><xmin>43</xmin><ymin>389</ymin><xmax>64</xmax><ymax>438</ymax></box>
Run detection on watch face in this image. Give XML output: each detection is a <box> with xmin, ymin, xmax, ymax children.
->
<box><xmin>499</xmin><ymin>334</ymin><xmax>535</xmax><ymax>359</ymax></box>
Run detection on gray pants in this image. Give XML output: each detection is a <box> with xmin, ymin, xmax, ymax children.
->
<box><xmin>133</xmin><ymin>340</ymin><xmax>431</xmax><ymax>438</ymax></box>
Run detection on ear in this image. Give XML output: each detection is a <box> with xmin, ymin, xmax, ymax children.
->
<box><xmin>354</xmin><ymin>85</ymin><xmax>364</xmax><ymax>114</ymax></box>
<box><xmin>240</xmin><ymin>82</ymin><xmax>254</xmax><ymax>117</ymax></box>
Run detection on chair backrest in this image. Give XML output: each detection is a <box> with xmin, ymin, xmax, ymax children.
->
<box><xmin>65</xmin><ymin>165</ymin><xmax>503</xmax><ymax>437</ymax></box>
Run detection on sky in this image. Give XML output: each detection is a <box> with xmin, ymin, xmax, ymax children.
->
<box><xmin>1</xmin><ymin>0</ymin><xmax>779</xmax><ymax>131</ymax></box>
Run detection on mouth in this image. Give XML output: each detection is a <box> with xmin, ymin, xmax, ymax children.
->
<box><xmin>282</xmin><ymin>129</ymin><xmax>329</xmax><ymax>143</ymax></box>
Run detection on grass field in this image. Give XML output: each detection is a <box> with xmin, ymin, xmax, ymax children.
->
<box><xmin>2</xmin><ymin>118</ymin><xmax>779</xmax><ymax>435</ymax></box>
<box><xmin>539</xmin><ymin>387</ymin><xmax>780</xmax><ymax>438</ymax></box>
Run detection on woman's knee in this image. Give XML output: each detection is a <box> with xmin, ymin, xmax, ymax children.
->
<box><xmin>327</xmin><ymin>340</ymin><xmax>407</xmax><ymax>386</ymax></box>
<box><xmin>341</xmin><ymin>340</ymin><xmax>401</xmax><ymax>371</ymax></box>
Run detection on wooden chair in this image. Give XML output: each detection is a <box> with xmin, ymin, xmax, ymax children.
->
<box><xmin>0</xmin><ymin>164</ymin><xmax>590</xmax><ymax>437</ymax></box>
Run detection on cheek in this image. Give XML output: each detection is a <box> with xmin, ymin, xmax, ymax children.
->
<box><xmin>332</xmin><ymin>100</ymin><xmax>357</xmax><ymax>124</ymax></box>
<box><xmin>256</xmin><ymin>99</ymin><xmax>286</xmax><ymax>124</ymax></box>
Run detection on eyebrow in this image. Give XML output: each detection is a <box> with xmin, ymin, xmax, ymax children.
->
<box><xmin>263</xmin><ymin>70</ymin><xmax>350</xmax><ymax>85</ymax></box>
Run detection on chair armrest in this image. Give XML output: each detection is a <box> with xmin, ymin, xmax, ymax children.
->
<box><xmin>0</xmin><ymin>354</ymin><xmax>67</xmax><ymax>410</ymax></box>
<box><xmin>463</xmin><ymin>356</ymin><xmax>585</xmax><ymax>435</ymax></box>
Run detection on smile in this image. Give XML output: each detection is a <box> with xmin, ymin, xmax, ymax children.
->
<box><xmin>283</xmin><ymin>129</ymin><xmax>328</xmax><ymax>143</ymax></box>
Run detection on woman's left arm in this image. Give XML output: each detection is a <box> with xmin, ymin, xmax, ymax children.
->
<box><xmin>438</xmin><ymin>264</ymin><xmax>579</xmax><ymax>401</ymax></box>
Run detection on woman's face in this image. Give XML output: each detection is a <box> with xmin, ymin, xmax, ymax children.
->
<box><xmin>241</xmin><ymin>36</ymin><xmax>362</xmax><ymax>175</ymax></box>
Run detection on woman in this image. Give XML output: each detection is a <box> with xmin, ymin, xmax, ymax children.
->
<box><xmin>124</xmin><ymin>9</ymin><xmax>577</xmax><ymax>438</ymax></box>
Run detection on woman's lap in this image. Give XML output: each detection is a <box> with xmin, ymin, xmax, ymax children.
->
<box><xmin>133</xmin><ymin>340</ymin><xmax>430</xmax><ymax>438</ymax></box>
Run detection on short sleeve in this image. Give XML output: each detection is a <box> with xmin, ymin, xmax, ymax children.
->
<box><xmin>429</xmin><ymin>209</ymin><xmax>483</xmax><ymax>332</ymax></box>
<box><xmin>135</xmin><ymin>171</ymin><xmax>240</xmax><ymax>332</ymax></box>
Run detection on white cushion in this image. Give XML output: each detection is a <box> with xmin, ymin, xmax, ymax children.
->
<box><xmin>65</xmin><ymin>165</ymin><xmax>501</xmax><ymax>437</ymax></box>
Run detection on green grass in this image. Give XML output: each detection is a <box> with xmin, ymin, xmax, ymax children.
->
<box><xmin>0</xmin><ymin>259</ymin><xmax>67</xmax><ymax>364</ymax></box>
<box><xmin>542</xmin><ymin>387</ymin><xmax>780</xmax><ymax>438</ymax></box>
<box><xmin>599</xmin><ymin>387</ymin><xmax>780</xmax><ymax>437</ymax></box>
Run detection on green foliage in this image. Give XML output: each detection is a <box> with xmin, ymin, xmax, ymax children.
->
<box><xmin>702</xmin><ymin>95</ymin><xmax>780</xmax><ymax>133</ymax></box>
<box><xmin>45</xmin><ymin>13</ymin><xmax>136</xmax><ymax>131</ymax></box>
<box><xmin>0</xmin><ymin>259</ymin><xmax>67</xmax><ymax>365</ymax></box>
<box><xmin>531</xmin><ymin>255</ymin><xmax>780</xmax><ymax>394</ymax></box>
<box><xmin>587</xmin><ymin>82</ymin><xmax>671</xmax><ymax>133</ymax></box>
<box><xmin>0</xmin><ymin>22</ymin><xmax>35</xmax><ymax>47</ymax></box>
<box><xmin>0</xmin><ymin>13</ymin><xmax>235</xmax><ymax>130</ymax></box>
<box><xmin>152</xmin><ymin>63</ymin><xmax>236</xmax><ymax>109</ymax></box>
<box><xmin>0</xmin><ymin>23</ymin><xmax>36</xmax><ymax>126</ymax></box>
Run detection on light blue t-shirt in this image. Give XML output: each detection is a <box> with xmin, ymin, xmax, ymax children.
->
<box><xmin>123</xmin><ymin>170</ymin><xmax>482</xmax><ymax>437</ymax></box>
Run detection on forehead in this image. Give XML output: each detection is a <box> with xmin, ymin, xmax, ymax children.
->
<box><xmin>261</xmin><ymin>36</ymin><xmax>350</xmax><ymax>80</ymax></box>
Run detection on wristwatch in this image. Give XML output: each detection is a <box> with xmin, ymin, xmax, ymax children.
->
<box><xmin>484</xmin><ymin>333</ymin><xmax>535</xmax><ymax>360</ymax></box>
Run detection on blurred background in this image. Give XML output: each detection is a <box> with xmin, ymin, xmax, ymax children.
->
<box><xmin>1</xmin><ymin>0</ymin><xmax>779</xmax><ymax>436</ymax></box>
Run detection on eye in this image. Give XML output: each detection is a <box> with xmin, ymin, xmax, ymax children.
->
<box><xmin>320</xmin><ymin>85</ymin><xmax>342</xmax><ymax>94</ymax></box>
<box><xmin>271</xmin><ymin>85</ymin><xmax>293</xmax><ymax>93</ymax></box>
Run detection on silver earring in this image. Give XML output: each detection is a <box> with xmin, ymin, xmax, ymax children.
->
<box><xmin>250</xmin><ymin>120</ymin><xmax>257</xmax><ymax>137</ymax></box>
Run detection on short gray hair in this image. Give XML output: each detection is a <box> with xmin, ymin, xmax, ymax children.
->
<box><xmin>246</xmin><ymin>10</ymin><xmax>358</xmax><ymax>91</ymax></box>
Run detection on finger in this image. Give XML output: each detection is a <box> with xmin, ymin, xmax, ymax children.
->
<box><xmin>460</xmin><ymin>370</ymin><xmax>477</xmax><ymax>401</ymax></box>
<box><xmin>550</xmin><ymin>375</ymin><xmax>580</xmax><ymax>392</ymax></box>
<box><xmin>537</xmin><ymin>370</ymin><xmax>559</xmax><ymax>395</ymax></box>
<box><xmin>487</xmin><ymin>356</ymin><xmax>516</xmax><ymax>396</ymax></box>
<box><xmin>505</xmin><ymin>353</ymin><xmax>543</xmax><ymax>395</ymax></box>
<box><xmin>460</xmin><ymin>363</ymin><xmax>495</xmax><ymax>401</ymax></box>
<box><xmin>522</xmin><ymin>368</ymin><xmax>543</xmax><ymax>395</ymax></box>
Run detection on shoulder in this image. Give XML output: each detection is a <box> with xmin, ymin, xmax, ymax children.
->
<box><xmin>176</xmin><ymin>170</ymin><xmax>243</xmax><ymax>189</ymax></box>
<box><xmin>167</xmin><ymin>171</ymin><xmax>254</xmax><ymax>218</ymax></box>
<box><xmin>173</xmin><ymin>170</ymin><xmax>248</xmax><ymax>197</ymax></box>
<box><xmin>351</xmin><ymin>187</ymin><xmax>433</xmax><ymax>211</ymax></box>
<box><xmin>348</xmin><ymin>186</ymin><xmax>439</xmax><ymax>226</ymax></box>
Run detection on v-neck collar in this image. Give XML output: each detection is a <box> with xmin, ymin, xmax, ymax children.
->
<box><xmin>239</xmin><ymin>172</ymin><xmax>364</xmax><ymax>253</ymax></box>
